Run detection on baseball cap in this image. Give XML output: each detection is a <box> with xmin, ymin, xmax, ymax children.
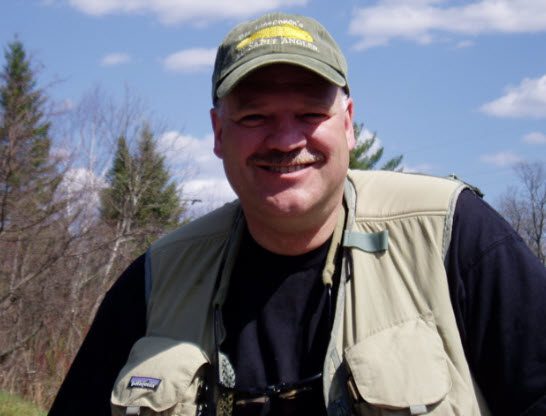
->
<box><xmin>212</xmin><ymin>12</ymin><xmax>349</xmax><ymax>104</ymax></box>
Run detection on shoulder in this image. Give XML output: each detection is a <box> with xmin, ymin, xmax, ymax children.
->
<box><xmin>450</xmin><ymin>190</ymin><xmax>523</xmax><ymax>268</ymax></box>
<box><xmin>347</xmin><ymin>170</ymin><xmax>465</xmax><ymax>218</ymax></box>
<box><xmin>347</xmin><ymin>170</ymin><xmax>463</xmax><ymax>195</ymax></box>
<box><xmin>150</xmin><ymin>200</ymin><xmax>241</xmax><ymax>255</ymax></box>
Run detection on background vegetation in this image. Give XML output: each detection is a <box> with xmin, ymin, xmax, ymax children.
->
<box><xmin>0</xmin><ymin>39</ymin><xmax>184</xmax><ymax>412</ymax></box>
<box><xmin>0</xmin><ymin>390</ymin><xmax>46</xmax><ymax>416</ymax></box>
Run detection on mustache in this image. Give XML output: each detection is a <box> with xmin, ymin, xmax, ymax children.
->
<box><xmin>249</xmin><ymin>149</ymin><xmax>325</xmax><ymax>165</ymax></box>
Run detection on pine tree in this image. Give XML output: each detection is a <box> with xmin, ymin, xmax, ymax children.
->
<box><xmin>100</xmin><ymin>124</ymin><xmax>183</xmax><ymax>252</ymax></box>
<box><xmin>135</xmin><ymin>124</ymin><xmax>182</xmax><ymax>231</ymax></box>
<box><xmin>349</xmin><ymin>122</ymin><xmax>403</xmax><ymax>171</ymax></box>
<box><xmin>0</xmin><ymin>39</ymin><xmax>73</xmax><ymax>405</ymax></box>
<box><xmin>100</xmin><ymin>135</ymin><xmax>133</xmax><ymax>225</ymax></box>
<box><xmin>0</xmin><ymin>39</ymin><xmax>58</xmax><ymax>233</ymax></box>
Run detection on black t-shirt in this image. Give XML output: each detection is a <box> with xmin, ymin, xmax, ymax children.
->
<box><xmin>49</xmin><ymin>190</ymin><xmax>546</xmax><ymax>415</ymax></box>
<box><xmin>221</xmin><ymin>229</ymin><xmax>336</xmax><ymax>415</ymax></box>
<box><xmin>222</xmin><ymin>229</ymin><xmax>336</xmax><ymax>389</ymax></box>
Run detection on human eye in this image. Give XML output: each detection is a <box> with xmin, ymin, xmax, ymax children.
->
<box><xmin>237</xmin><ymin>114</ymin><xmax>266</xmax><ymax>127</ymax></box>
<box><xmin>300</xmin><ymin>112</ymin><xmax>328</xmax><ymax>123</ymax></box>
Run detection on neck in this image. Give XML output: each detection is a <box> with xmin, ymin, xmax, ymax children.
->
<box><xmin>243</xmin><ymin>202</ymin><xmax>343</xmax><ymax>256</ymax></box>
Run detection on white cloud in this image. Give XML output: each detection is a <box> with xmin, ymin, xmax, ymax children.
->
<box><xmin>358</xmin><ymin>128</ymin><xmax>383</xmax><ymax>153</ymax></box>
<box><xmin>481</xmin><ymin>151</ymin><xmax>522</xmax><ymax>167</ymax></box>
<box><xmin>523</xmin><ymin>131</ymin><xmax>546</xmax><ymax>144</ymax></box>
<box><xmin>163</xmin><ymin>48</ymin><xmax>216</xmax><ymax>73</ymax></box>
<box><xmin>66</xmin><ymin>0</ymin><xmax>307</xmax><ymax>24</ymax></box>
<box><xmin>59</xmin><ymin>168</ymin><xmax>107</xmax><ymax>228</ymax></box>
<box><xmin>183</xmin><ymin>178</ymin><xmax>236</xmax><ymax>214</ymax></box>
<box><xmin>100</xmin><ymin>52</ymin><xmax>131</xmax><ymax>67</ymax></box>
<box><xmin>349</xmin><ymin>0</ymin><xmax>546</xmax><ymax>49</ymax></box>
<box><xmin>402</xmin><ymin>163</ymin><xmax>434</xmax><ymax>173</ymax></box>
<box><xmin>480</xmin><ymin>74</ymin><xmax>546</xmax><ymax>118</ymax></box>
<box><xmin>158</xmin><ymin>131</ymin><xmax>236</xmax><ymax>214</ymax></box>
<box><xmin>158</xmin><ymin>131</ymin><xmax>218</xmax><ymax>176</ymax></box>
<box><xmin>455</xmin><ymin>40</ymin><xmax>475</xmax><ymax>49</ymax></box>
<box><xmin>61</xmin><ymin>167</ymin><xmax>106</xmax><ymax>197</ymax></box>
<box><xmin>50</xmin><ymin>146</ymin><xmax>72</xmax><ymax>162</ymax></box>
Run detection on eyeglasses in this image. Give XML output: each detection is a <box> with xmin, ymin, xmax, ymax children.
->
<box><xmin>219</xmin><ymin>372</ymin><xmax>324</xmax><ymax>415</ymax></box>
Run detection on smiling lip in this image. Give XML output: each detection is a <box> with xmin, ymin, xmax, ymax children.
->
<box><xmin>260</xmin><ymin>164</ymin><xmax>312</xmax><ymax>173</ymax></box>
<box><xmin>251</xmin><ymin>149</ymin><xmax>325</xmax><ymax>174</ymax></box>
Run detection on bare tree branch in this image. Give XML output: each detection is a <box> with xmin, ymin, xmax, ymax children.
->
<box><xmin>497</xmin><ymin>161</ymin><xmax>546</xmax><ymax>264</ymax></box>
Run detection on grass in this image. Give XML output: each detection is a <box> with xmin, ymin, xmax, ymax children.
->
<box><xmin>0</xmin><ymin>390</ymin><xmax>46</xmax><ymax>416</ymax></box>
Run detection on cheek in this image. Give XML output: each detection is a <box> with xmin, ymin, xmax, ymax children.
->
<box><xmin>228</xmin><ymin>125</ymin><xmax>265</xmax><ymax>153</ymax></box>
<box><xmin>311</xmin><ymin>123</ymin><xmax>350</xmax><ymax>154</ymax></box>
<box><xmin>220</xmin><ymin>129</ymin><xmax>257</xmax><ymax>165</ymax></box>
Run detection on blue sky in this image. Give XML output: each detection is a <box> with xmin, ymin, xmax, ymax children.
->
<box><xmin>2</xmin><ymin>0</ymin><xmax>546</xmax><ymax>213</ymax></box>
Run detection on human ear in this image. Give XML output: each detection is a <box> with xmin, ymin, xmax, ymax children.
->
<box><xmin>210</xmin><ymin>107</ymin><xmax>224</xmax><ymax>159</ymax></box>
<box><xmin>344</xmin><ymin>97</ymin><xmax>356</xmax><ymax>150</ymax></box>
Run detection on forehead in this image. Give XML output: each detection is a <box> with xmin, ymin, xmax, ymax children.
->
<box><xmin>227</xmin><ymin>64</ymin><xmax>339</xmax><ymax>104</ymax></box>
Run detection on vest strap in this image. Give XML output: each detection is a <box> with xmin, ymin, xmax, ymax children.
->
<box><xmin>342</xmin><ymin>230</ymin><xmax>388</xmax><ymax>252</ymax></box>
<box><xmin>144</xmin><ymin>249</ymin><xmax>153</xmax><ymax>306</ymax></box>
<box><xmin>410</xmin><ymin>404</ymin><xmax>428</xmax><ymax>415</ymax></box>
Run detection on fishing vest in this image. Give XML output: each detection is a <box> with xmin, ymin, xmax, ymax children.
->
<box><xmin>111</xmin><ymin>170</ymin><xmax>491</xmax><ymax>416</ymax></box>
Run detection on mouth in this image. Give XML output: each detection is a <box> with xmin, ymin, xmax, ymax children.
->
<box><xmin>251</xmin><ymin>149</ymin><xmax>325</xmax><ymax>174</ymax></box>
<box><xmin>260</xmin><ymin>164</ymin><xmax>312</xmax><ymax>173</ymax></box>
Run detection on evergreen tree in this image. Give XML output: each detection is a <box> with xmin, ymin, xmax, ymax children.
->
<box><xmin>100</xmin><ymin>124</ymin><xmax>183</xmax><ymax>251</ymax></box>
<box><xmin>0</xmin><ymin>39</ymin><xmax>57</xmax><ymax>233</ymax></box>
<box><xmin>135</xmin><ymin>124</ymin><xmax>182</xmax><ymax>230</ymax></box>
<box><xmin>100</xmin><ymin>136</ymin><xmax>133</xmax><ymax>224</ymax></box>
<box><xmin>349</xmin><ymin>122</ymin><xmax>403</xmax><ymax>171</ymax></box>
<box><xmin>0</xmin><ymin>39</ymin><xmax>74</xmax><ymax>405</ymax></box>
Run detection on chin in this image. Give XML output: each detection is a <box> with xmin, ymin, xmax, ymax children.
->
<box><xmin>260</xmin><ymin>193</ymin><xmax>317</xmax><ymax>217</ymax></box>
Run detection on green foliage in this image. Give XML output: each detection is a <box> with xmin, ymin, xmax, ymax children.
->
<box><xmin>0</xmin><ymin>38</ymin><xmax>59</xmax><ymax>232</ymax></box>
<box><xmin>100</xmin><ymin>124</ymin><xmax>183</xmax><ymax>247</ymax></box>
<box><xmin>100</xmin><ymin>136</ymin><xmax>132</xmax><ymax>222</ymax></box>
<box><xmin>135</xmin><ymin>124</ymin><xmax>182</xmax><ymax>230</ymax></box>
<box><xmin>349</xmin><ymin>122</ymin><xmax>403</xmax><ymax>171</ymax></box>
<box><xmin>0</xmin><ymin>390</ymin><xmax>46</xmax><ymax>416</ymax></box>
<box><xmin>0</xmin><ymin>39</ymin><xmax>52</xmax><ymax>188</ymax></box>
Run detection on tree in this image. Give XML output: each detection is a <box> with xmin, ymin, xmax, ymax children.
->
<box><xmin>0</xmin><ymin>39</ymin><xmax>59</xmax><ymax>234</ymax></box>
<box><xmin>0</xmin><ymin>39</ymin><xmax>77</xmax><ymax>408</ymax></box>
<box><xmin>62</xmin><ymin>86</ymin><xmax>187</xmax><ymax>335</ymax></box>
<box><xmin>349</xmin><ymin>122</ymin><xmax>403</xmax><ymax>171</ymax></box>
<box><xmin>0</xmin><ymin>41</ymin><xmax>189</xmax><ymax>409</ymax></box>
<box><xmin>100</xmin><ymin>135</ymin><xmax>132</xmax><ymax>225</ymax></box>
<box><xmin>135</xmin><ymin>124</ymin><xmax>182</xmax><ymax>232</ymax></box>
<box><xmin>100</xmin><ymin>123</ymin><xmax>183</xmax><ymax>257</ymax></box>
<box><xmin>0</xmin><ymin>37</ymin><xmax>65</xmax><ymax>329</ymax></box>
<box><xmin>37</xmin><ymin>89</ymin><xmax>186</xmax><ymax>409</ymax></box>
<box><xmin>497</xmin><ymin>161</ymin><xmax>546</xmax><ymax>264</ymax></box>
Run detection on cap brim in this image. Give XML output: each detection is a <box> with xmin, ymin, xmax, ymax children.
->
<box><xmin>215</xmin><ymin>53</ymin><xmax>347</xmax><ymax>100</ymax></box>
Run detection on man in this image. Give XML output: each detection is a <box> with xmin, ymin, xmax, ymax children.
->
<box><xmin>50</xmin><ymin>12</ymin><xmax>545</xmax><ymax>416</ymax></box>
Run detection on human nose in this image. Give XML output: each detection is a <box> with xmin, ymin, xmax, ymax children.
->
<box><xmin>265</xmin><ymin>115</ymin><xmax>307</xmax><ymax>151</ymax></box>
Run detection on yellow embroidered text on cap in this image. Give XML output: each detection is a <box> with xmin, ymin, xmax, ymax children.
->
<box><xmin>236</xmin><ymin>24</ymin><xmax>314</xmax><ymax>50</ymax></box>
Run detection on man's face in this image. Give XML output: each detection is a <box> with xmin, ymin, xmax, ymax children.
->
<box><xmin>211</xmin><ymin>64</ymin><xmax>355</xmax><ymax>224</ymax></box>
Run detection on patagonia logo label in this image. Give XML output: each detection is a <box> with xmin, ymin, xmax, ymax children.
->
<box><xmin>128</xmin><ymin>376</ymin><xmax>161</xmax><ymax>390</ymax></box>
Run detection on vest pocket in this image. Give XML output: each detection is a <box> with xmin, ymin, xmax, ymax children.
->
<box><xmin>111</xmin><ymin>336</ymin><xmax>209</xmax><ymax>416</ymax></box>
<box><xmin>344</xmin><ymin>317</ymin><xmax>453</xmax><ymax>415</ymax></box>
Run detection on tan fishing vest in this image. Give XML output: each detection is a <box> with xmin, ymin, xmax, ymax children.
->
<box><xmin>111</xmin><ymin>170</ymin><xmax>491</xmax><ymax>416</ymax></box>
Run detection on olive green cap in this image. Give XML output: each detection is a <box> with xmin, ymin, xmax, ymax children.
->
<box><xmin>212</xmin><ymin>12</ymin><xmax>349</xmax><ymax>103</ymax></box>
